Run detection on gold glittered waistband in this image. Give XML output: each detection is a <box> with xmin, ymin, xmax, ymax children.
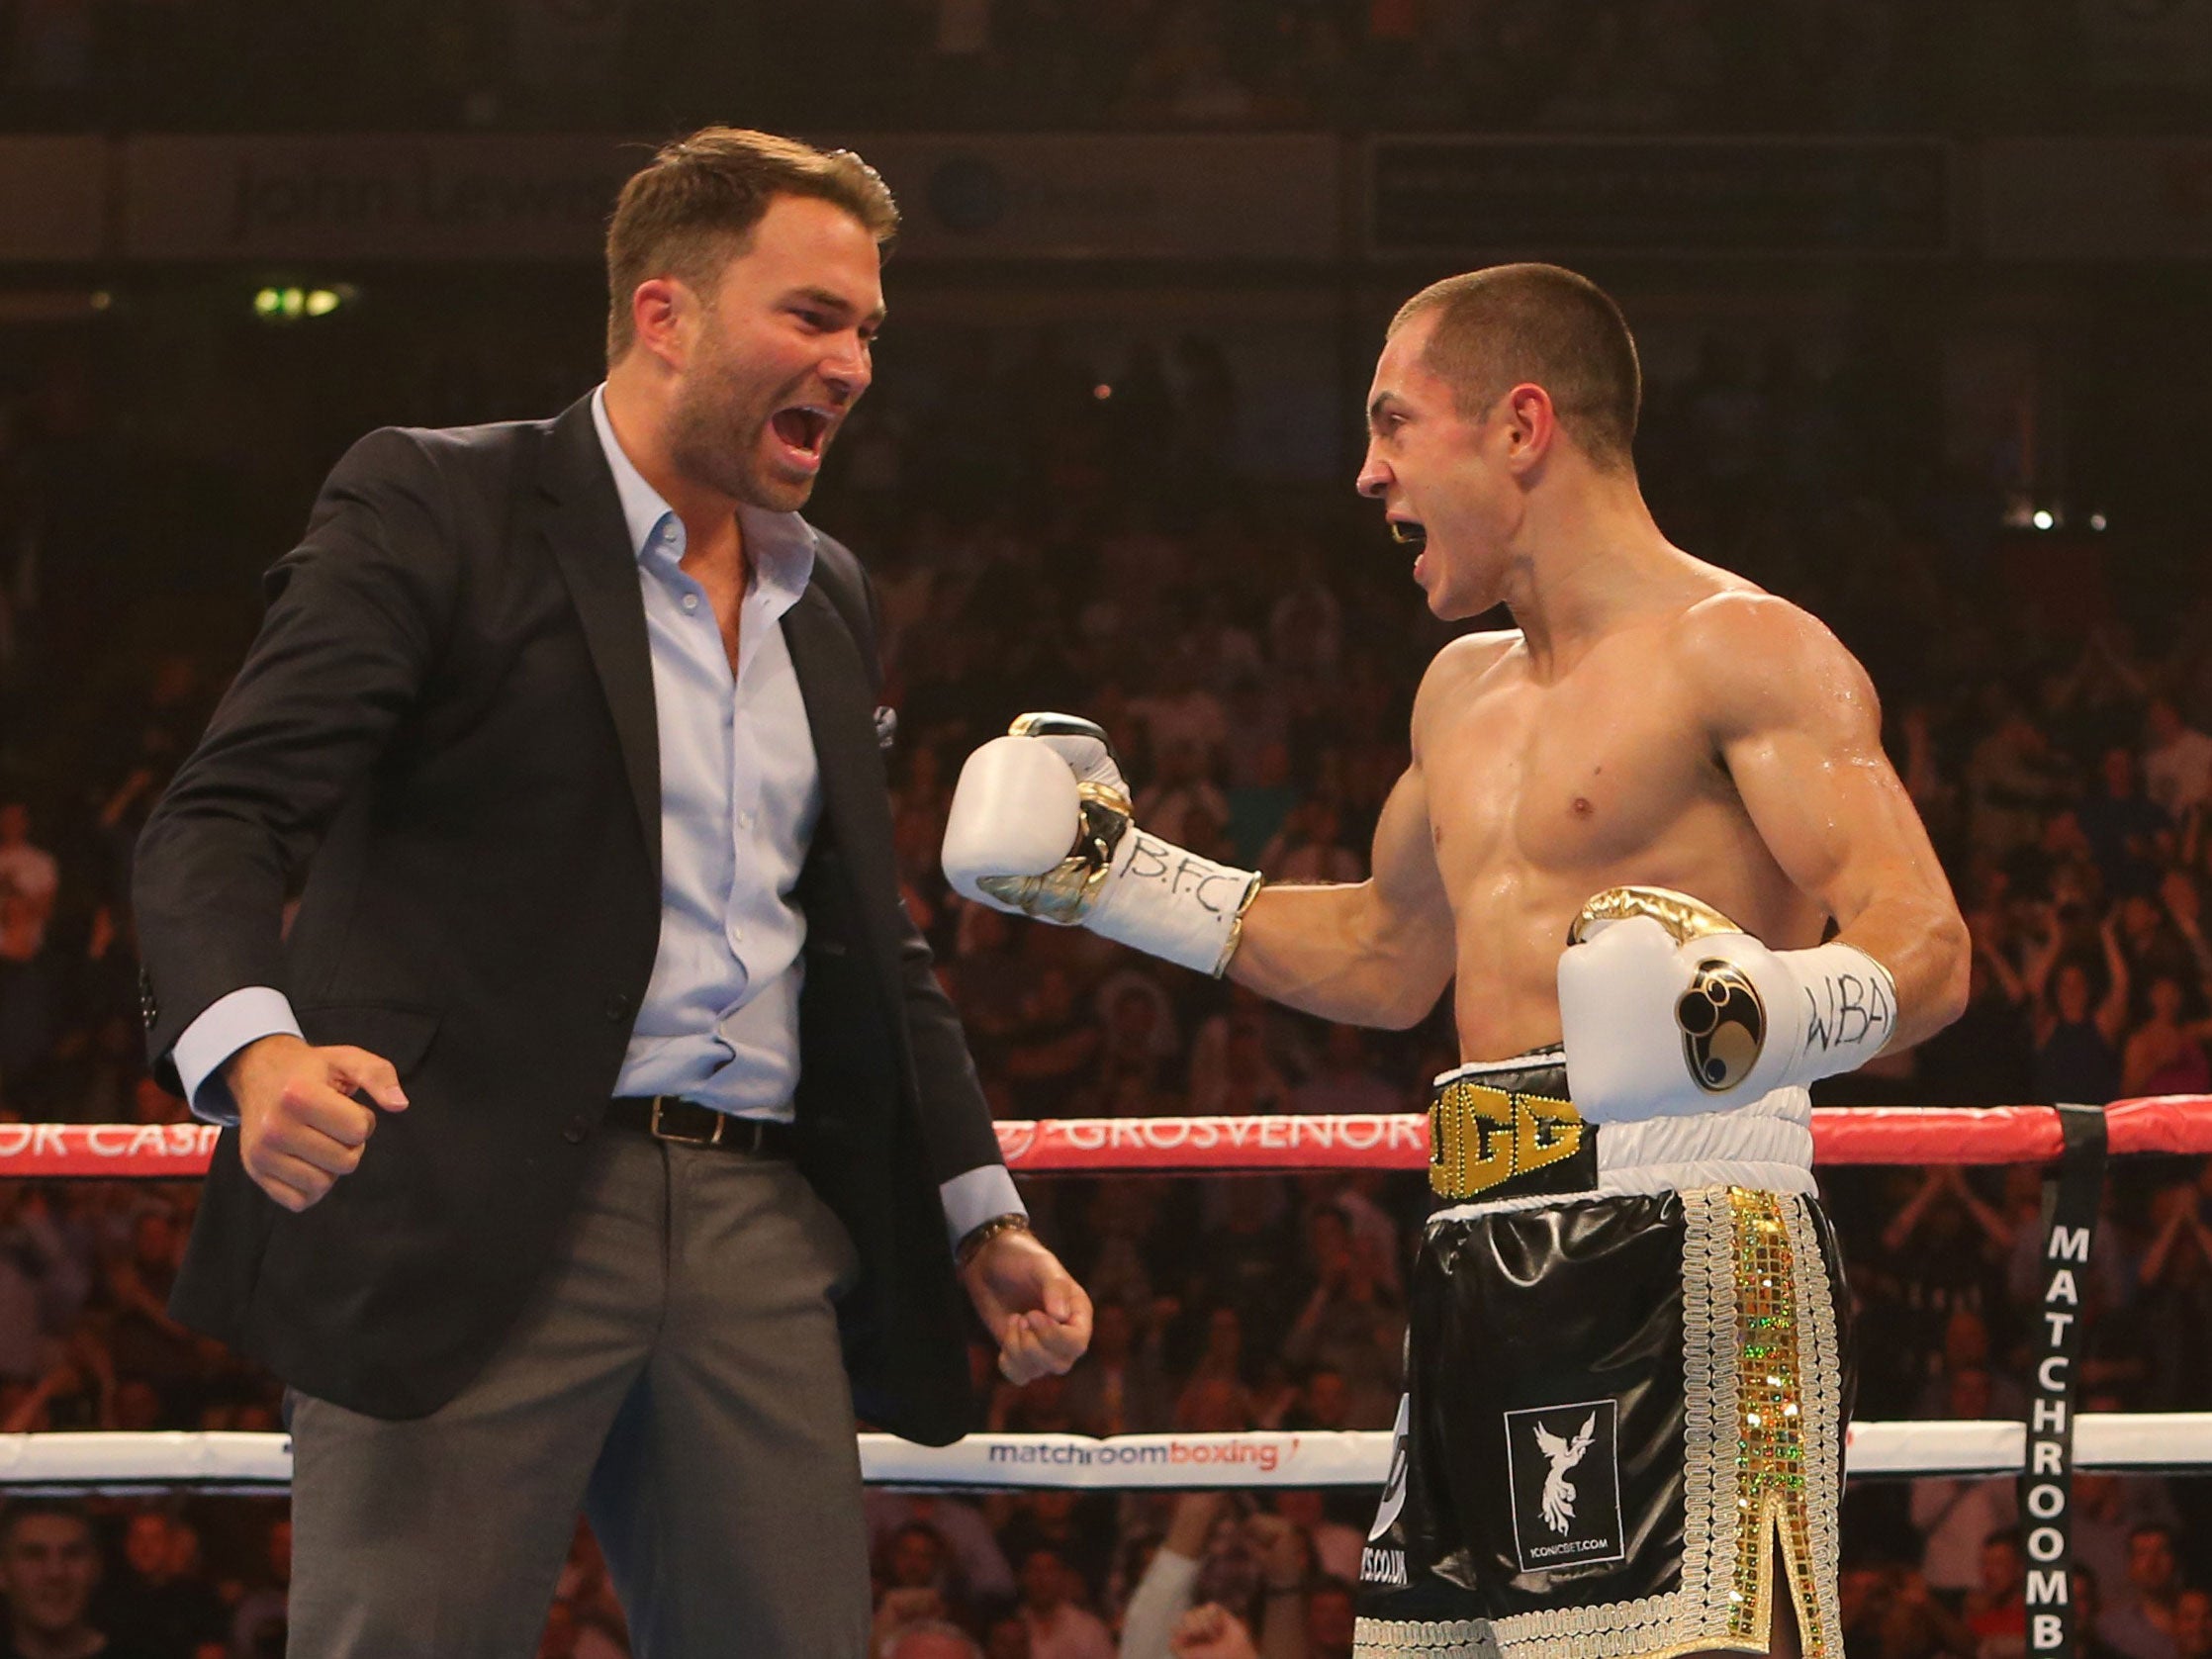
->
<box><xmin>1426</xmin><ymin>1073</ymin><xmax>1596</xmax><ymax>1203</ymax></box>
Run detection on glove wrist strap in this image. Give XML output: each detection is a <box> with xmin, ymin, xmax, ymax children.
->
<box><xmin>1764</xmin><ymin>940</ymin><xmax>1899</xmax><ymax>1089</ymax></box>
<box><xmin>1087</xmin><ymin>831</ymin><xmax>1262</xmax><ymax>977</ymax></box>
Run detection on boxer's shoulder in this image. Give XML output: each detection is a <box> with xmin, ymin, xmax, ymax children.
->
<box><xmin>1418</xmin><ymin>628</ymin><xmax>1522</xmax><ymax>702</ymax></box>
<box><xmin>1670</xmin><ymin>589</ymin><xmax>1879</xmax><ymax>739</ymax></box>
<box><xmin>1412</xmin><ymin>628</ymin><xmax>1521</xmax><ymax>753</ymax></box>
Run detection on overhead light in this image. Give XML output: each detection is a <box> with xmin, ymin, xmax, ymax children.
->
<box><xmin>252</xmin><ymin>283</ymin><xmax>356</xmax><ymax>323</ymax></box>
<box><xmin>2088</xmin><ymin>512</ymin><xmax>2108</xmax><ymax>531</ymax></box>
<box><xmin>2031</xmin><ymin>509</ymin><xmax>2055</xmax><ymax>530</ymax></box>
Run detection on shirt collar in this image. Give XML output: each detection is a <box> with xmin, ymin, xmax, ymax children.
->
<box><xmin>589</xmin><ymin>384</ymin><xmax>817</xmax><ymax>609</ymax></box>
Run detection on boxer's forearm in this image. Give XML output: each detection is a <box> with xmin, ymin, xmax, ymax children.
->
<box><xmin>1229</xmin><ymin>881</ymin><xmax>1450</xmax><ymax>1029</ymax></box>
<box><xmin>1830</xmin><ymin>890</ymin><xmax>1971</xmax><ymax>1053</ymax></box>
<box><xmin>1225</xmin><ymin>758</ymin><xmax>1454</xmax><ymax>1026</ymax></box>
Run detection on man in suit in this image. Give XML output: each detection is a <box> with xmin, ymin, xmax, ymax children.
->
<box><xmin>132</xmin><ymin>128</ymin><xmax>1092</xmax><ymax>1657</ymax></box>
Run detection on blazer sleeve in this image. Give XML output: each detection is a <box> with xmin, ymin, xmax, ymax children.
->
<box><xmin>133</xmin><ymin>427</ymin><xmax>459</xmax><ymax>1089</ymax></box>
<box><xmin>815</xmin><ymin>535</ymin><xmax>1008</xmax><ymax>1188</ymax></box>
<box><xmin>897</xmin><ymin>902</ymin><xmax>1009</xmax><ymax>1186</ymax></box>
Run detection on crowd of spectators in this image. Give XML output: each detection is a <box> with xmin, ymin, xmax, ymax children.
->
<box><xmin>0</xmin><ymin>310</ymin><xmax>2208</xmax><ymax>1659</ymax></box>
<box><xmin>2</xmin><ymin>0</ymin><xmax>2199</xmax><ymax>137</ymax></box>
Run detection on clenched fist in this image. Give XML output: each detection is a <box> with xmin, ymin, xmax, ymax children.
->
<box><xmin>942</xmin><ymin>713</ymin><xmax>1261</xmax><ymax>977</ymax></box>
<box><xmin>224</xmin><ymin>1034</ymin><xmax>409</xmax><ymax>1212</ymax></box>
<box><xmin>960</xmin><ymin>1226</ymin><xmax>1093</xmax><ymax>1386</ymax></box>
<box><xmin>1558</xmin><ymin>885</ymin><xmax>1897</xmax><ymax>1122</ymax></box>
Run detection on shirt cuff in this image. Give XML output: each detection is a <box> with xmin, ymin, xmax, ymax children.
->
<box><xmin>171</xmin><ymin>987</ymin><xmax>304</xmax><ymax>1127</ymax></box>
<box><xmin>937</xmin><ymin>1163</ymin><xmax>1027</xmax><ymax>1257</ymax></box>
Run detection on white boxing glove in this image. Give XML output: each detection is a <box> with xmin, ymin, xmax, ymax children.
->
<box><xmin>1557</xmin><ymin>885</ymin><xmax>1897</xmax><ymax>1123</ymax></box>
<box><xmin>942</xmin><ymin>713</ymin><xmax>1262</xmax><ymax>977</ymax></box>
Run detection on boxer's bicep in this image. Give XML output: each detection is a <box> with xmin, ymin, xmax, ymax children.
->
<box><xmin>1369</xmin><ymin>624</ymin><xmax>1503</xmax><ymax>933</ymax></box>
<box><xmin>1230</xmin><ymin>636</ymin><xmax>1499</xmax><ymax>1026</ymax></box>
<box><xmin>1723</xmin><ymin>656</ymin><xmax>1907</xmax><ymax>918</ymax></box>
<box><xmin>1368</xmin><ymin>759</ymin><xmax>1456</xmax><ymax>951</ymax></box>
<box><xmin>1690</xmin><ymin>597</ymin><xmax>1969</xmax><ymax>1036</ymax></box>
<box><xmin>1738</xmin><ymin>724</ymin><xmax>1945</xmax><ymax>929</ymax></box>
<box><xmin>1355</xmin><ymin>633</ymin><xmax>1507</xmax><ymax>1001</ymax></box>
<box><xmin>1231</xmin><ymin>765</ymin><xmax>1453</xmax><ymax>1028</ymax></box>
<box><xmin>1716</xmin><ymin>627</ymin><xmax>1918</xmax><ymax>906</ymax></box>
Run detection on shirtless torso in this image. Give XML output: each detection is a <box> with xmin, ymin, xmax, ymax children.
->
<box><xmin>1229</xmin><ymin>560</ymin><xmax>1964</xmax><ymax>1067</ymax></box>
<box><xmin>1421</xmin><ymin>612</ymin><xmax>1820</xmax><ymax>1055</ymax></box>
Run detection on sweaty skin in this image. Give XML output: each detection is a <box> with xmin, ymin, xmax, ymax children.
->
<box><xmin>1228</xmin><ymin>313</ymin><xmax>1969</xmax><ymax>1066</ymax></box>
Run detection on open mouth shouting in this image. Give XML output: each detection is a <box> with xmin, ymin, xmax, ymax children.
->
<box><xmin>1387</xmin><ymin>511</ymin><xmax>1431</xmax><ymax>587</ymax></box>
<box><xmin>768</xmin><ymin>402</ymin><xmax>839</xmax><ymax>475</ymax></box>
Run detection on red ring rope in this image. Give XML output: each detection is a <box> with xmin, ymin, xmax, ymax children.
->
<box><xmin>990</xmin><ymin>1096</ymin><xmax>2210</xmax><ymax>1172</ymax></box>
<box><xmin>4</xmin><ymin>1096</ymin><xmax>2205</xmax><ymax>1179</ymax></box>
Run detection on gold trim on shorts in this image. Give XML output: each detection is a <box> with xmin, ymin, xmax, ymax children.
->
<box><xmin>1427</xmin><ymin>1079</ymin><xmax>1586</xmax><ymax>1202</ymax></box>
<box><xmin>1352</xmin><ymin>1187</ymin><xmax>1845</xmax><ymax>1659</ymax></box>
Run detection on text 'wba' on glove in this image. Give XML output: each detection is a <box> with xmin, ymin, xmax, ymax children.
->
<box><xmin>1557</xmin><ymin>885</ymin><xmax>1895</xmax><ymax>1122</ymax></box>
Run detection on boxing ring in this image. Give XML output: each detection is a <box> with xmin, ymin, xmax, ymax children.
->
<box><xmin>0</xmin><ymin>1095</ymin><xmax>2205</xmax><ymax>1494</ymax></box>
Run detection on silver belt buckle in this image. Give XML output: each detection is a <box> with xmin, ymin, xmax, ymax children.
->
<box><xmin>647</xmin><ymin>1096</ymin><xmax>726</xmax><ymax>1148</ymax></box>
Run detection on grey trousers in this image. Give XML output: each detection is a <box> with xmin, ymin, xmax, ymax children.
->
<box><xmin>285</xmin><ymin>1132</ymin><xmax>874</xmax><ymax>1658</ymax></box>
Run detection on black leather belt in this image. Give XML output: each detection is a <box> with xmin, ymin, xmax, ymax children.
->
<box><xmin>607</xmin><ymin>1096</ymin><xmax>795</xmax><ymax>1157</ymax></box>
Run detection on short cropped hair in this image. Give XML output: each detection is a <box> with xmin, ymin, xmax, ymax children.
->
<box><xmin>1389</xmin><ymin>262</ymin><xmax>1641</xmax><ymax>471</ymax></box>
<box><xmin>604</xmin><ymin>127</ymin><xmax>899</xmax><ymax>362</ymax></box>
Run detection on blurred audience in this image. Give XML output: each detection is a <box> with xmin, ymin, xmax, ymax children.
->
<box><xmin>0</xmin><ymin>0</ymin><xmax>2175</xmax><ymax>138</ymax></box>
<box><xmin>1</xmin><ymin>290</ymin><xmax>2209</xmax><ymax>1655</ymax></box>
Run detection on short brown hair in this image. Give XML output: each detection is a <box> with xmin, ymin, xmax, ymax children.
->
<box><xmin>1390</xmin><ymin>263</ymin><xmax>1641</xmax><ymax>471</ymax></box>
<box><xmin>604</xmin><ymin>127</ymin><xmax>899</xmax><ymax>362</ymax></box>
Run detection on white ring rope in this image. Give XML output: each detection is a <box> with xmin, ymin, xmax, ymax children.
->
<box><xmin>0</xmin><ymin>1417</ymin><xmax>2202</xmax><ymax>1493</ymax></box>
<box><xmin>4</xmin><ymin>1100</ymin><xmax>2200</xmax><ymax>1497</ymax></box>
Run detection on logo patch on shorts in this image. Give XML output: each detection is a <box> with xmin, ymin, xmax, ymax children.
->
<box><xmin>1504</xmin><ymin>1400</ymin><xmax>1625</xmax><ymax>1573</ymax></box>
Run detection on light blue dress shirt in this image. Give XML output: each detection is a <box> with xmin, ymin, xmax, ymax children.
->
<box><xmin>597</xmin><ymin>385</ymin><xmax>820</xmax><ymax>1117</ymax></box>
<box><xmin>171</xmin><ymin>387</ymin><xmax>1021</xmax><ymax>1250</ymax></box>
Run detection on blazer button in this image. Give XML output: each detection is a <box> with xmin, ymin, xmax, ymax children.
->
<box><xmin>604</xmin><ymin>992</ymin><xmax>634</xmax><ymax>1023</ymax></box>
<box><xmin>562</xmin><ymin>1111</ymin><xmax>594</xmax><ymax>1145</ymax></box>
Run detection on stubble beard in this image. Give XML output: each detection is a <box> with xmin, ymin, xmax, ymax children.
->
<box><xmin>667</xmin><ymin>343</ymin><xmax>815</xmax><ymax>515</ymax></box>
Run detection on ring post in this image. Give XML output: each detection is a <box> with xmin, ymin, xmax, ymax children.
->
<box><xmin>2023</xmin><ymin>1102</ymin><xmax>2107</xmax><ymax>1659</ymax></box>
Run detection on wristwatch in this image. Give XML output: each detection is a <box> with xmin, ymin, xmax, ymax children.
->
<box><xmin>956</xmin><ymin>1212</ymin><xmax>1032</xmax><ymax>1269</ymax></box>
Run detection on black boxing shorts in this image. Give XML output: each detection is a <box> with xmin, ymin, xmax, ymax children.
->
<box><xmin>1355</xmin><ymin>1050</ymin><xmax>1854</xmax><ymax>1659</ymax></box>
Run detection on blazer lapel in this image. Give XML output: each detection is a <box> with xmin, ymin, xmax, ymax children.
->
<box><xmin>537</xmin><ymin>396</ymin><xmax>661</xmax><ymax>880</ymax></box>
<box><xmin>783</xmin><ymin>585</ymin><xmax>899</xmax><ymax>951</ymax></box>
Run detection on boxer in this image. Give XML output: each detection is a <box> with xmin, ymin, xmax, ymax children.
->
<box><xmin>943</xmin><ymin>264</ymin><xmax>1969</xmax><ymax>1659</ymax></box>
